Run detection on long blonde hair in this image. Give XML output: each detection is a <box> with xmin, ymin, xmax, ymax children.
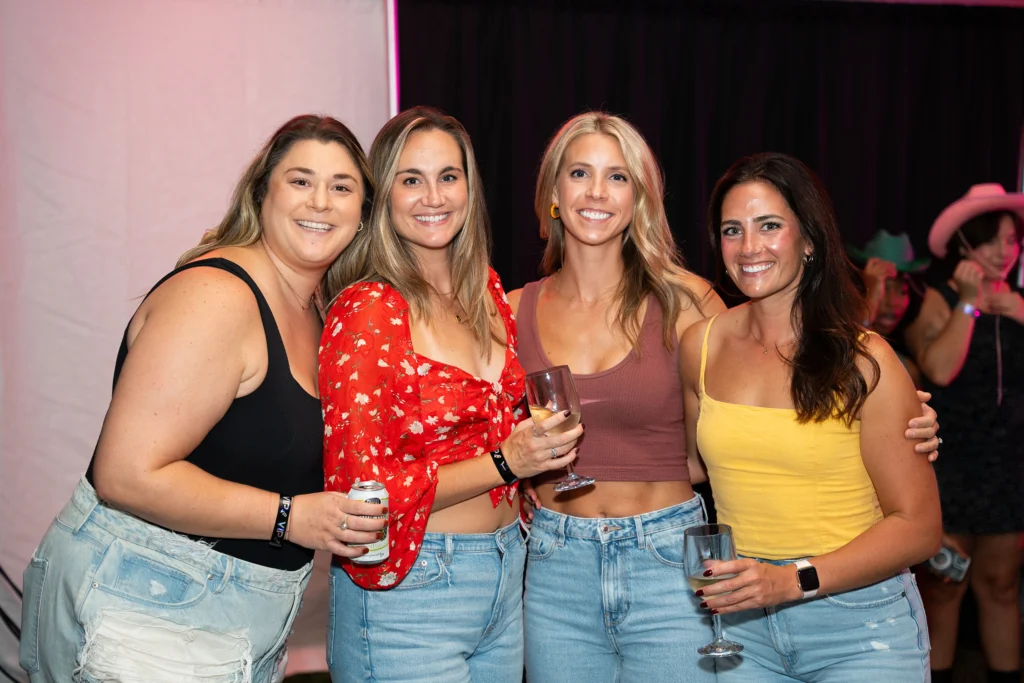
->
<box><xmin>535</xmin><ymin>111</ymin><xmax>702</xmax><ymax>350</ymax></box>
<box><xmin>363</xmin><ymin>106</ymin><xmax>497</xmax><ymax>358</ymax></box>
<box><xmin>178</xmin><ymin>114</ymin><xmax>374</xmax><ymax>313</ymax></box>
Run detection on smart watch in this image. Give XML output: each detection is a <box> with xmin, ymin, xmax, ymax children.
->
<box><xmin>794</xmin><ymin>559</ymin><xmax>820</xmax><ymax>599</ymax></box>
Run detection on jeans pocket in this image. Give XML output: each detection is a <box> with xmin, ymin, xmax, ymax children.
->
<box><xmin>88</xmin><ymin>538</ymin><xmax>209</xmax><ymax>610</ymax></box>
<box><xmin>526</xmin><ymin>525</ymin><xmax>558</xmax><ymax>562</ymax></box>
<box><xmin>18</xmin><ymin>557</ymin><xmax>48</xmax><ymax>675</ymax></box>
<box><xmin>645</xmin><ymin>526</ymin><xmax>687</xmax><ymax>568</ymax></box>
<box><xmin>823</xmin><ymin>576</ymin><xmax>906</xmax><ymax>609</ymax></box>
<box><xmin>392</xmin><ymin>551</ymin><xmax>448</xmax><ymax>591</ymax></box>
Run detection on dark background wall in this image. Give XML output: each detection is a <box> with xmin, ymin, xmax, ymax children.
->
<box><xmin>397</xmin><ymin>0</ymin><xmax>1024</xmax><ymax>291</ymax></box>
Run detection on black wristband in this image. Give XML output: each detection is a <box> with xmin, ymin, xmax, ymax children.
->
<box><xmin>269</xmin><ymin>495</ymin><xmax>293</xmax><ymax>548</ymax></box>
<box><xmin>490</xmin><ymin>447</ymin><xmax>518</xmax><ymax>484</ymax></box>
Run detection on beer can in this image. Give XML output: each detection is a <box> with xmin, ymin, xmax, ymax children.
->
<box><xmin>347</xmin><ymin>480</ymin><xmax>389</xmax><ymax>564</ymax></box>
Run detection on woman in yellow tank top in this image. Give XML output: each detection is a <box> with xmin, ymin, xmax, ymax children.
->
<box><xmin>680</xmin><ymin>153</ymin><xmax>942</xmax><ymax>682</ymax></box>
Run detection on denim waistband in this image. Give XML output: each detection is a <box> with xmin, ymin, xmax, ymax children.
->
<box><xmin>419</xmin><ymin>518</ymin><xmax>522</xmax><ymax>558</ymax></box>
<box><xmin>531</xmin><ymin>494</ymin><xmax>706</xmax><ymax>544</ymax></box>
<box><xmin>64</xmin><ymin>476</ymin><xmax>311</xmax><ymax>592</ymax></box>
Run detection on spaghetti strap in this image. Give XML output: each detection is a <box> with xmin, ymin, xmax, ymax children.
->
<box><xmin>699</xmin><ymin>314</ymin><xmax>719</xmax><ymax>396</ymax></box>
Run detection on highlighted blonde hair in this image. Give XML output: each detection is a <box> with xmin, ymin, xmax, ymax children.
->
<box><xmin>365</xmin><ymin>107</ymin><xmax>498</xmax><ymax>358</ymax></box>
<box><xmin>535</xmin><ymin>111</ymin><xmax>703</xmax><ymax>350</ymax></box>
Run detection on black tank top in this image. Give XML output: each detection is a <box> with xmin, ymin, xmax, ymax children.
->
<box><xmin>86</xmin><ymin>258</ymin><xmax>322</xmax><ymax>570</ymax></box>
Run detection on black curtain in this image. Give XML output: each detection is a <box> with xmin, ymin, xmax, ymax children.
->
<box><xmin>397</xmin><ymin>0</ymin><xmax>1024</xmax><ymax>290</ymax></box>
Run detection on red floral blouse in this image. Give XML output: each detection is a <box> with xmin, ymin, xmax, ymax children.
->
<box><xmin>319</xmin><ymin>269</ymin><xmax>526</xmax><ymax>590</ymax></box>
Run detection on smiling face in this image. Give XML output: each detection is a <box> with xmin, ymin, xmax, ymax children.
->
<box><xmin>719</xmin><ymin>180</ymin><xmax>811</xmax><ymax>302</ymax></box>
<box><xmin>259</xmin><ymin>139</ymin><xmax>365</xmax><ymax>271</ymax></box>
<box><xmin>552</xmin><ymin>133</ymin><xmax>636</xmax><ymax>249</ymax></box>
<box><xmin>961</xmin><ymin>214</ymin><xmax>1021</xmax><ymax>281</ymax></box>
<box><xmin>388</xmin><ymin>128</ymin><xmax>469</xmax><ymax>258</ymax></box>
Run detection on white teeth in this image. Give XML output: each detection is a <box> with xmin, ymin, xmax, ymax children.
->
<box><xmin>741</xmin><ymin>263</ymin><xmax>774</xmax><ymax>273</ymax></box>
<box><xmin>415</xmin><ymin>213</ymin><xmax>449</xmax><ymax>223</ymax></box>
<box><xmin>579</xmin><ymin>210</ymin><xmax>612</xmax><ymax>220</ymax></box>
<box><xmin>296</xmin><ymin>220</ymin><xmax>332</xmax><ymax>232</ymax></box>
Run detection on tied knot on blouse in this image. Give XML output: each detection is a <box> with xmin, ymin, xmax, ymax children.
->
<box><xmin>319</xmin><ymin>269</ymin><xmax>526</xmax><ymax>589</ymax></box>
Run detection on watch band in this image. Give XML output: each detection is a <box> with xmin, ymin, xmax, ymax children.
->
<box><xmin>794</xmin><ymin>559</ymin><xmax>819</xmax><ymax>599</ymax></box>
<box><xmin>958</xmin><ymin>301</ymin><xmax>981</xmax><ymax>318</ymax></box>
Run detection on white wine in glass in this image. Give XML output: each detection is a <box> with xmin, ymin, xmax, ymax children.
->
<box><xmin>683</xmin><ymin>524</ymin><xmax>744</xmax><ymax>657</ymax></box>
<box><xmin>524</xmin><ymin>365</ymin><xmax>594</xmax><ymax>492</ymax></box>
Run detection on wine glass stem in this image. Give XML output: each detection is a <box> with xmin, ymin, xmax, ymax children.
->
<box><xmin>712</xmin><ymin>612</ymin><xmax>724</xmax><ymax>641</ymax></box>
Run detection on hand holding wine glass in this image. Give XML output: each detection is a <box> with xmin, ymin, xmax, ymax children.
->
<box><xmin>525</xmin><ymin>365</ymin><xmax>595</xmax><ymax>492</ymax></box>
<box><xmin>683</xmin><ymin>524</ymin><xmax>744</xmax><ymax>657</ymax></box>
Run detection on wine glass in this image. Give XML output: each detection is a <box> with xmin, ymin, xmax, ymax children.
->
<box><xmin>683</xmin><ymin>524</ymin><xmax>744</xmax><ymax>657</ymax></box>
<box><xmin>524</xmin><ymin>365</ymin><xmax>594</xmax><ymax>492</ymax></box>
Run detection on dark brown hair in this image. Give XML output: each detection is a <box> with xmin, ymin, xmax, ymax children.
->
<box><xmin>708</xmin><ymin>152</ymin><xmax>878</xmax><ymax>425</ymax></box>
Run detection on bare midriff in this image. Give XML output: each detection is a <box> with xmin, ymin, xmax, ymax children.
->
<box><xmin>537</xmin><ymin>480</ymin><xmax>695</xmax><ymax>519</ymax></box>
<box><xmin>426</xmin><ymin>491</ymin><xmax>519</xmax><ymax>534</ymax></box>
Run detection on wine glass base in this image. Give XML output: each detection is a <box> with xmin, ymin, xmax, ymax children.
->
<box><xmin>553</xmin><ymin>474</ymin><xmax>596</xmax><ymax>492</ymax></box>
<box><xmin>697</xmin><ymin>639</ymin><xmax>744</xmax><ymax>657</ymax></box>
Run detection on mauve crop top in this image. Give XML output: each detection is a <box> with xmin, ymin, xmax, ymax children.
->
<box><xmin>516</xmin><ymin>279</ymin><xmax>689</xmax><ymax>483</ymax></box>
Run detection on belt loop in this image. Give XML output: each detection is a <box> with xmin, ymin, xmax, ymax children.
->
<box><xmin>444</xmin><ymin>534</ymin><xmax>454</xmax><ymax>565</ymax></box>
<box><xmin>697</xmin><ymin>492</ymin><xmax>708</xmax><ymax>523</ymax></box>
<box><xmin>635</xmin><ymin>515</ymin><xmax>646</xmax><ymax>549</ymax></box>
<box><xmin>557</xmin><ymin>512</ymin><xmax>568</xmax><ymax>544</ymax></box>
<box><xmin>213</xmin><ymin>557</ymin><xmax>233</xmax><ymax>594</ymax></box>
<box><xmin>71</xmin><ymin>479</ymin><xmax>101</xmax><ymax>533</ymax></box>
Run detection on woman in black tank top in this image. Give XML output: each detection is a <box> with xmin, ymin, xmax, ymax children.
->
<box><xmin>20</xmin><ymin>115</ymin><xmax>387</xmax><ymax>681</ymax></box>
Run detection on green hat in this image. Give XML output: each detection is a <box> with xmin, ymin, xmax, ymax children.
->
<box><xmin>847</xmin><ymin>230</ymin><xmax>930</xmax><ymax>273</ymax></box>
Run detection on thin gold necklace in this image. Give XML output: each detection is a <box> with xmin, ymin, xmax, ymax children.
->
<box><xmin>750</xmin><ymin>329</ymin><xmax>798</xmax><ymax>355</ymax></box>
<box><xmin>267</xmin><ymin>253</ymin><xmax>312</xmax><ymax>311</ymax></box>
<box><xmin>436</xmin><ymin>290</ymin><xmax>465</xmax><ymax>324</ymax></box>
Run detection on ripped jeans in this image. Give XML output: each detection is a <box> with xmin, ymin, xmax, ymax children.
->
<box><xmin>19</xmin><ymin>477</ymin><xmax>311</xmax><ymax>683</ymax></box>
<box><xmin>715</xmin><ymin>565</ymin><xmax>930</xmax><ymax>682</ymax></box>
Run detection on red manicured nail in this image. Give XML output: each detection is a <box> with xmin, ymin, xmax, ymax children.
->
<box><xmin>695</xmin><ymin>590</ymin><xmax>704</xmax><ymax>597</ymax></box>
<box><xmin>703</xmin><ymin>569</ymin><xmax>713</xmax><ymax>577</ymax></box>
<box><xmin>563</xmin><ymin>410</ymin><xmax>571</xmax><ymax>416</ymax></box>
<box><xmin>711</xmin><ymin>609</ymin><xmax>720</xmax><ymax>615</ymax></box>
<box><xmin>699</xmin><ymin>601</ymin><xmax>708</xmax><ymax>609</ymax></box>
<box><xmin>362</xmin><ymin>547</ymin><xmax>370</xmax><ymax>555</ymax></box>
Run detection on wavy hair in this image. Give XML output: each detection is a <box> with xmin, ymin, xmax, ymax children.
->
<box><xmin>707</xmin><ymin>152</ymin><xmax>878</xmax><ymax>425</ymax></box>
<box><xmin>364</xmin><ymin>106</ymin><xmax>497</xmax><ymax>357</ymax></box>
<box><xmin>534</xmin><ymin>111</ymin><xmax>703</xmax><ymax>351</ymax></box>
<box><xmin>179</xmin><ymin>114</ymin><xmax>374</xmax><ymax>313</ymax></box>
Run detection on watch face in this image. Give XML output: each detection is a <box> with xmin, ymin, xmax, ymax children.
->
<box><xmin>798</xmin><ymin>565</ymin><xmax>820</xmax><ymax>592</ymax></box>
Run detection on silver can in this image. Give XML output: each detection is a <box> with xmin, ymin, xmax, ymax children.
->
<box><xmin>347</xmin><ymin>480</ymin><xmax>389</xmax><ymax>564</ymax></box>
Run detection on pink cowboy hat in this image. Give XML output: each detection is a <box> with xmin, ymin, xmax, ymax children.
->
<box><xmin>928</xmin><ymin>183</ymin><xmax>1024</xmax><ymax>258</ymax></box>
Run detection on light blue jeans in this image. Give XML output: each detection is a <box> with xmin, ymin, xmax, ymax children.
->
<box><xmin>524</xmin><ymin>495</ymin><xmax>716</xmax><ymax>683</ymax></box>
<box><xmin>715</xmin><ymin>564</ymin><xmax>931</xmax><ymax>682</ymax></box>
<box><xmin>327</xmin><ymin>519</ymin><xmax>525</xmax><ymax>683</ymax></box>
<box><xmin>19</xmin><ymin>477</ymin><xmax>311</xmax><ymax>683</ymax></box>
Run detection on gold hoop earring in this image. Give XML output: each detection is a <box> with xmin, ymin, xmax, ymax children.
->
<box><xmin>357</xmin><ymin>221</ymin><xmax>364</xmax><ymax>232</ymax></box>
<box><xmin>549</xmin><ymin>204</ymin><xmax>560</xmax><ymax>220</ymax></box>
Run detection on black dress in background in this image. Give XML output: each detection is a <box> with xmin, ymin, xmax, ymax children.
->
<box><xmin>924</xmin><ymin>282</ymin><xmax>1024</xmax><ymax>535</ymax></box>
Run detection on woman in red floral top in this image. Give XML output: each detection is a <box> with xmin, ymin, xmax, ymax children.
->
<box><xmin>320</xmin><ymin>107</ymin><xmax>582</xmax><ymax>683</ymax></box>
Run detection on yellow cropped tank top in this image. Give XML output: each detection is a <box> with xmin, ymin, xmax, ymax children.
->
<box><xmin>695</xmin><ymin>315</ymin><xmax>883</xmax><ymax>560</ymax></box>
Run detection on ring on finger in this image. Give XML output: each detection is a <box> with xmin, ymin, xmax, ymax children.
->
<box><xmin>340</xmin><ymin>513</ymin><xmax>349</xmax><ymax>531</ymax></box>
<box><xmin>938</xmin><ymin>437</ymin><xmax>943</xmax><ymax>445</ymax></box>
<box><xmin>550</xmin><ymin>447</ymin><xmax>558</xmax><ymax>459</ymax></box>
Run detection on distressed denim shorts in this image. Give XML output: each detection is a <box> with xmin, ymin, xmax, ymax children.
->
<box><xmin>328</xmin><ymin>519</ymin><xmax>526</xmax><ymax>683</ymax></box>
<box><xmin>19</xmin><ymin>477</ymin><xmax>312</xmax><ymax>683</ymax></box>
<box><xmin>716</xmin><ymin>562</ymin><xmax>930</xmax><ymax>682</ymax></box>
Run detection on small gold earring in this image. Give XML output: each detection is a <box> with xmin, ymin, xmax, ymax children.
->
<box><xmin>357</xmin><ymin>221</ymin><xmax>364</xmax><ymax>232</ymax></box>
<box><xmin>549</xmin><ymin>204</ymin><xmax>560</xmax><ymax>220</ymax></box>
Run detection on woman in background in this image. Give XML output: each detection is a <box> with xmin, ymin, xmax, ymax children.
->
<box><xmin>905</xmin><ymin>184</ymin><xmax>1024</xmax><ymax>683</ymax></box>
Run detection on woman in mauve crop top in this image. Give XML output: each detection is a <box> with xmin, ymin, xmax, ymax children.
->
<box><xmin>680</xmin><ymin>152</ymin><xmax>941</xmax><ymax>681</ymax></box>
<box><xmin>319</xmin><ymin>108</ymin><xmax>580</xmax><ymax>682</ymax></box>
